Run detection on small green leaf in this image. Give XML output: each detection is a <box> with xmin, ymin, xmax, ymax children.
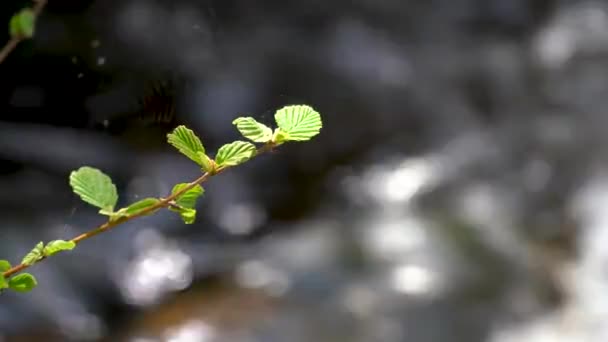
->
<box><xmin>0</xmin><ymin>275</ymin><xmax>7</xmax><ymax>290</ymax></box>
<box><xmin>233</xmin><ymin>117</ymin><xmax>273</xmax><ymax>143</ymax></box>
<box><xmin>169</xmin><ymin>184</ymin><xmax>204</xmax><ymax>224</ymax></box>
<box><xmin>167</xmin><ymin>126</ymin><xmax>213</xmax><ymax>171</ymax></box>
<box><xmin>8</xmin><ymin>273</ymin><xmax>37</xmax><ymax>292</ymax></box>
<box><xmin>0</xmin><ymin>261</ymin><xmax>9</xmax><ymax>290</ymax></box>
<box><xmin>114</xmin><ymin>197</ymin><xmax>161</xmax><ymax>218</ymax></box>
<box><xmin>179</xmin><ymin>208</ymin><xmax>196</xmax><ymax>224</ymax></box>
<box><xmin>21</xmin><ymin>242</ymin><xmax>44</xmax><ymax>266</ymax></box>
<box><xmin>215</xmin><ymin>141</ymin><xmax>256</xmax><ymax>167</ymax></box>
<box><xmin>171</xmin><ymin>206</ymin><xmax>197</xmax><ymax>224</ymax></box>
<box><xmin>69</xmin><ymin>167</ymin><xmax>118</xmax><ymax>215</ymax></box>
<box><xmin>274</xmin><ymin>105</ymin><xmax>322</xmax><ymax>141</ymax></box>
<box><xmin>171</xmin><ymin>184</ymin><xmax>204</xmax><ymax>209</ymax></box>
<box><xmin>272</xmin><ymin>129</ymin><xmax>290</xmax><ymax>145</ymax></box>
<box><xmin>9</xmin><ymin>9</ymin><xmax>35</xmax><ymax>39</ymax></box>
<box><xmin>198</xmin><ymin>153</ymin><xmax>215</xmax><ymax>173</ymax></box>
<box><xmin>0</xmin><ymin>260</ymin><xmax>11</xmax><ymax>272</ymax></box>
<box><xmin>43</xmin><ymin>240</ymin><xmax>76</xmax><ymax>257</ymax></box>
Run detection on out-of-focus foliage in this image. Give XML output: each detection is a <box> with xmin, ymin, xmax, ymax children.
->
<box><xmin>9</xmin><ymin>9</ymin><xmax>34</xmax><ymax>39</ymax></box>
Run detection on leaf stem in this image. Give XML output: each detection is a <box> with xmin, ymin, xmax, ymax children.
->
<box><xmin>1</xmin><ymin>143</ymin><xmax>274</xmax><ymax>279</ymax></box>
<box><xmin>0</xmin><ymin>0</ymin><xmax>47</xmax><ymax>64</ymax></box>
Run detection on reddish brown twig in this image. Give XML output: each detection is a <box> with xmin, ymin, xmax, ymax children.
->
<box><xmin>2</xmin><ymin>143</ymin><xmax>275</xmax><ymax>279</ymax></box>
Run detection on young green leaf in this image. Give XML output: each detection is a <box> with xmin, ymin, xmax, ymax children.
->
<box><xmin>114</xmin><ymin>198</ymin><xmax>161</xmax><ymax>218</ymax></box>
<box><xmin>274</xmin><ymin>105</ymin><xmax>322</xmax><ymax>142</ymax></box>
<box><xmin>167</xmin><ymin>126</ymin><xmax>213</xmax><ymax>171</ymax></box>
<box><xmin>169</xmin><ymin>184</ymin><xmax>204</xmax><ymax>224</ymax></box>
<box><xmin>272</xmin><ymin>129</ymin><xmax>290</xmax><ymax>145</ymax></box>
<box><xmin>171</xmin><ymin>184</ymin><xmax>204</xmax><ymax>208</ymax></box>
<box><xmin>179</xmin><ymin>207</ymin><xmax>196</xmax><ymax>224</ymax></box>
<box><xmin>0</xmin><ymin>260</ymin><xmax>11</xmax><ymax>272</ymax></box>
<box><xmin>0</xmin><ymin>260</ymin><xmax>9</xmax><ymax>290</ymax></box>
<box><xmin>215</xmin><ymin>141</ymin><xmax>257</xmax><ymax>167</ymax></box>
<box><xmin>9</xmin><ymin>9</ymin><xmax>35</xmax><ymax>39</ymax></box>
<box><xmin>21</xmin><ymin>242</ymin><xmax>44</xmax><ymax>266</ymax></box>
<box><xmin>8</xmin><ymin>273</ymin><xmax>37</xmax><ymax>292</ymax></box>
<box><xmin>69</xmin><ymin>167</ymin><xmax>118</xmax><ymax>215</ymax></box>
<box><xmin>43</xmin><ymin>240</ymin><xmax>76</xmax><ymax>257</ymax></box>
<box><xmin>170</xmin><ymin>206</ymin><xmax>197</xmax><ymax>224</ymax></box>
<box><xmin>233</xmin><ymin>117</ymin><xmax>273</xmax><ymax>143</ymax></box>
<box><xmin>0</xmin><ymin>275</ymin><xmax>7</xmax><ymax>290</ymax></box>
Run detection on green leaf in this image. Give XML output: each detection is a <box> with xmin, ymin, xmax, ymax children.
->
<box><xmin>43</xmin><ymin>240</ymin><xmax>76</xmax><ymax>257</ymax></box>
<box><xmin>232</xmin><ymin>117</ymin><xmax>273</xmax><ymax>143</ymax></box>
<box><xmin>9</xmin><ymin>9</ymin><xmax>35</xmax><ymax>39</ymax></box>
<box><xmin>0</xmin><ymin>260</ymin><xmax>11</xmax><ymax>272</ymax></box>
<box><xmin>8</xmin><ymin>273</ymin><xmax>37</xmax><ymax>292</ymax></box>
<box><xmin>272</xmin><ymin>129</ymin><xmax>290</xmax><ymax>145</ymax></box>
<box><xmin>0</xmin><ymin>275</ymin><xmax>7</xmax><ymax>290</ymax></box>
<box><xmin>274</xmin><ymin>105</ymin><xmax>322</xmax><ymax>141</ymax></box>
<box><xmin>0</xmin><ymin>261</ymin><xmax>9</xmax><ymax>290</ymax></box>
<box><xmin>69</xmin><ymin>167</ymin><xmax>118</xmax><ymax>215</ymax></box>
<box><xmin>169</xmin><ymin>184</ymin><xmax>203</xmax><ymax>224</ymax></box>
<box><xmin>215</xmin><ymin>141</ymin><xmax>256</xmax><ymax>167</ymax></box>
<box><xmin>179</xmin><ymin>208</ymin><xmax>196</xmax><ymax>224</ymax></box>
<box><xmin>21</xmin><ymin>242</ymin><xmax>44</xmax><ymax>266</ymax></box>
<box><xmin>114</xmin><ymin>198</ymin><xmax>161</xmax><ymax>219</ymax></box>
<box><xmin>167</xmin><ymin>126</ymin><xmax>213</xmax><ymax>171</ymax></box>
<box><xmin>171</xmin><ymin>184</ymin><xmax>204</xmax><ymax>209</ymax></box>
<box><xmin>170</xmin><ymin>206</ymin><xmax>197</xmax><ymax>224</ymax></box>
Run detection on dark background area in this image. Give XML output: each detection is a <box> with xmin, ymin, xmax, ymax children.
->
<box><xmin>1</xmin><ymin>0</ymin><xmax>607</xmax><ymax>341</ymax></box>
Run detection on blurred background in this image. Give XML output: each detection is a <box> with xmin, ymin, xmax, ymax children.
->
<box><xmin>1</xmin><ymin>0</ymin><xmax>608</xmax><ymax>341</ymax></box>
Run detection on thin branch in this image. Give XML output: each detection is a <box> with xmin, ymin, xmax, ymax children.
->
<box><xmin>2</xmin><ymin>143</ymin><xmax>275</xmax><ymax>279</ymax></box>
<box><xmin>0</xmin><ymin>0</ymin><xmax>47</xmax><ymax>64</ymax></box>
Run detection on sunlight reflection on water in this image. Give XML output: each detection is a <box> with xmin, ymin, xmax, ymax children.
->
<box><xmin>120</xmin><ymin>229</ymin><xmax>193</xmax><ymax>306</ymax></box>
<box><xmin>163</xmin><ymin>320</ymin><xmax>217</xmax><ymax>342</ymax></box>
